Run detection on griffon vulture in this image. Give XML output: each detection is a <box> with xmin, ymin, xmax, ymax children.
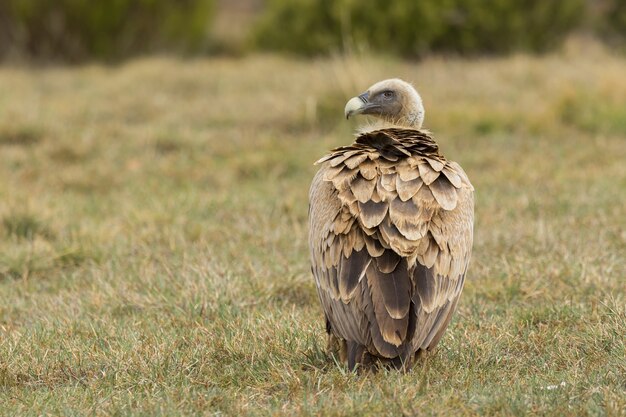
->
<box><xmin>308</xmin><ymin>79</ymin><xmax>474</xmax><ymax>370</ymax></box>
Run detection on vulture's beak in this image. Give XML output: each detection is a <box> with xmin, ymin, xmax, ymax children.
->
<box><xmin>344</xmin><ymin>92</ymin><xmax>372</xmax><ymax>119</ymax></box>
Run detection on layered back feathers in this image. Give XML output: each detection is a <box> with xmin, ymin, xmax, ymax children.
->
<box><xmin>309</xmin><ymin>127</ymin><xmax>474</xmax><ymax>368</ymax></box>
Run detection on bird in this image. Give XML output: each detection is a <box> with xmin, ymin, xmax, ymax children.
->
<box><xmin>308</xmin><ymin>79</ymin><xmax>474</xmax><ymax>371</ymax></box>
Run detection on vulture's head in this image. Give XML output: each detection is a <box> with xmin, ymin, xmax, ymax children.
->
<box><xmin>344</xmin><ymin>78</ymin><xmax>425</xmax><ymax>129</ymax></box>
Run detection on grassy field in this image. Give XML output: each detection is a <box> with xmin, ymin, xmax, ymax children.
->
<box><xmin>0</xmin><ymin>47</ymin><xmax>625</xmax><ymax>416</ymax></box>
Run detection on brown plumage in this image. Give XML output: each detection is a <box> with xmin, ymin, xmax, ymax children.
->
<box><xmin>308</xmin><ymin>79</ymin><xmax>474</xmax><ymax>371</ymax></box>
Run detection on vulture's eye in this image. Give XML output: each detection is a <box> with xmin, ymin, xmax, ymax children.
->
<box><xmin>382</xmin><ymin>90</ymin><xmax>395</xmax><ymax>99</ymax></box>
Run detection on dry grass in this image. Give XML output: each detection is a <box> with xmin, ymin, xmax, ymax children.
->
<box><xmin>0</xmin><ymin>46</ymin><xmax>625</xmax><ymax>416</ymax></box>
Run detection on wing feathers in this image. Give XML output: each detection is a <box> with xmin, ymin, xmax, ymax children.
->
<box><xmin>338</xmin><ymin>249</ymin><xmax>370</xmax><ymax>302</ymax></box>
<box><xmin>442</xmin><ymin>165</ymin><xmax>463</xmax><ymax>188</ymax></box>
<box><xmin>358</xmin><ymin>200</ymin><xmax>388</xmax><ymax>228</ymax></box>
<box><xmin>396</xmin><ymin>177</ymin><xmax>423</xmax><ymax>201</ymax></box>
<box><xmin>429</xmin><ymin>175</ymin><xmax>458</xmax><ymax>211</ymax></box>
<box><xmin>417</xmin><ymin>162</ymin><xmax>440</xmax><ymax>185</ymax></box>
<box><xmin>309</xmin><ymin>128</ymin><xmax>474</xmax><ymax>364</ymax></box>
<box><xmin>366</xmin><ymin>261</ymin><xmax>410</xmax><ymax>344</ymax></box>
<box><xmin>344</xmin><ymin>153</ymin><xmax>368</xmax><ymax>169</ymax></box>
<box><xmin>375</xmin><ymin>249</ymin><xmax>401</xmax><ymax>273</ymax></box>
<box><xmin>364</xmin><ymin>235</ymin><xmax>385</xmax><ymax>257</ymax></box>
<box><xmin>389</xmin><ymin>197</ymin><xmax>426</xmax><ymax>241</ymax></box>
<box><xmin>351</xmin><ymin>174</ymin><xmax>376</xmax><ymax>203</ymax></box>
<box><xmin>359</xmin><ymin>160</ymin><xmax>378</xmax><ymax>180</ymax></box>
<box><xmin>426</xmin><ymin>157</ymin><xmax>445</xmax><ymax>172</ymax></box>
<box><xmin>413</xmin><ymin>264</ymin><xmax>437</xmax><ymax>313</ymax></box>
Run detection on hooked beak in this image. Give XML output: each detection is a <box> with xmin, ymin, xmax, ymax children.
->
<box><xmin>344</xmin><ymin>91</ymin><xmax>375</xmax><ymax>119</ymax></box>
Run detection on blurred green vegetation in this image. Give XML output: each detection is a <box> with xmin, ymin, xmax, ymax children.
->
<box><xmin>1</xmin><ymin>0</ymin><xmax>626</xmax><ymax>61</ymax></box>
<box><xmin>253</xmin><ymin>0</ymin><xmax>587</xmax><ymax>56</ymax></box>
<box><xmin>0</xmin><ymin>0</ymin><xmax>214</xmax><ymax>61</ymax></box>
<box><xmin>605</xmin><ymin>0</ymin><xmax>626</xmax><ymax>43</ymax></box>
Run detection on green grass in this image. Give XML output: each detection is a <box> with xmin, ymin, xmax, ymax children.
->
<box><xmin>0</xmin><ymin>50</ymin><xmax>625</xmax><ymax>416</ymax></box>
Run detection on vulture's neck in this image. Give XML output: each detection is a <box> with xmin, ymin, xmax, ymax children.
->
<box><xmin>357</xmin><ymin>118</ymin><xmax>423</xmax><ymax>134</ymax></box>
<box><xmin>358</xmin><ymin>104</ymin><xmax>424</xmax><ymax>134</ymax></box>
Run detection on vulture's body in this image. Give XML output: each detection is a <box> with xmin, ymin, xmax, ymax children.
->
<box><xmin>308</xmin><ymin>79</ymin><xmax>474</xmax><ymax>370</ymax></box>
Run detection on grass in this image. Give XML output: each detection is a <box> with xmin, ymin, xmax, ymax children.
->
<box><xmin>0</xmin><ymin>47</ymin><xmax>625</xmax><ymax>415</ymax></box>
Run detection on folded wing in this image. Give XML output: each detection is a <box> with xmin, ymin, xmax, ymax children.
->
<box><xmin>309</xmin><ymin>129</ymin><xmax>474</xmax><ymax>360</ymax></box>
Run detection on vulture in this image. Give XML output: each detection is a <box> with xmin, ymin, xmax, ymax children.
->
<box><xmin>308</xmin><ymin>79</ymin><xmax>474</xmax><ymax>371</ymax></box>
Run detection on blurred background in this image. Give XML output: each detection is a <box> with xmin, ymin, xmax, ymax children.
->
<box><xmin>0</xmin><ymin>0</ymin><xmax>625</xmax><ymax>62</ymax></box>
<box><xmin>0</xmin><ymin>1</ymin><xmax>625</xmax><ymax>415</ymax></box>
